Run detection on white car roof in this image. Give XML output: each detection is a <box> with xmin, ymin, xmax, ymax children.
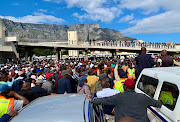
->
<box><xmin>142</xmin><ymin>67</ymin><xmax>180</xmax><ymax>77</ymax></box>
<box><xmin>10</xmin><ymin>94</ymin><xmax>87</xmax><ymax>122</ymax></box>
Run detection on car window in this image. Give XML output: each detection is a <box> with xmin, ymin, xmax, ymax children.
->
<box><xmin>159</xmin><ymin>82</ymin><xmax>179</xmax><ymax>111</ymax></box>
<box><xmin>137</xmin><ymin>75</ymin><xmax>159</xmax><ymax>98</ymax></box>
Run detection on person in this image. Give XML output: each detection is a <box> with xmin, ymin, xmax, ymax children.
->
<box><xmin>0</xmin><ymin>110</ymin><xmax>18</xmax><ymax>122</ymax></box>
<box><xmin>0</xmin><ymin>84</ymin><xmax>29</xmax><ymax>118</ymax></box>
<box><xmin>135</xmin><ymin>47</ymin><xmax>155</xmax><ymax>75</ymax></box>
<box><xmin>96</xmin><ymin>78</ymin><xmax>119</xmax><ymax>98</ymax></box>
<box><xmin>118</xmin><ymin>117</ymin><xmax>135</xmax><ymax>122</ymax></box>
<box><xmin>160</xmin><ymin>50</ymin><xmax>173</xmax><ymax>67</ymax></box>
<box><xmin>77</xmin><ymin>76</ymin><xmax>91</xmax><ymax>95</ymax></box>
<box><xmin>42</xmin><ymin>73</ymin><xmax>54</xmax><ymax>93</ymax></box>
<box><xmin>113</xmin><ymin>72</ymin><xmax>126</xmax><ymax>93</ymax></box>
<box><xmin>106</xmin><ymin>68</ymin><xmax>114</xmax><ymax>89</ymax></box>
<box><xmin>87</xmin><ymin>79</ymin><xmax>162</xmax><ymax>122</ymax></box>
<box><xmin>127</xmin><ymin>63</ymin><xmax>135</xmax><ymax>80</ymax></box>
<box><xmin>121</xmin><ymin>62</ymin><xmax>128</xmax><ymax>73</ymax></box>
<box><xmin>57</xmin><ymin>70</ymin><xmax>72</xmax><ymax>94</ymax></box>
<box><xmin>31</xmin><ymin>79</ymin><xmax>49</xmax><ymax>97</ymax></box>
<box><xmin>18</xmin><ymin>82</ymin><xmax>40</xmax><ymax>102</ymax></box>
<box><xmin>87</xmin><ymin>69</ymin><xmax>98</xmax><ymax>94</ymax></box>
<box><xmin>68</xmin><ymin>69</ymin><xmax>78</xmax><ymax>93</ymax></box>
<box><xmin>95</xmin><ymin>73</ymin><xmax>106</xmax><ymax>93</ymax></box>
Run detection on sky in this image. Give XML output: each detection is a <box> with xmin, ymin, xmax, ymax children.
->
<box><xmin>0</xmin><ymin>0</ymin><xmax>180</xmax><ymax>43</ymax></box>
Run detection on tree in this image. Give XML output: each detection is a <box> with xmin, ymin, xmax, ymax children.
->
<box><xmin>32</xmin><ymin>48</ymin><xmax>55</xmax><ymax>56</ymax></box>
<box><xmin>61</xmin><ymin>50</ymin><xmax>68</xmax><ymax>55</ymax></box>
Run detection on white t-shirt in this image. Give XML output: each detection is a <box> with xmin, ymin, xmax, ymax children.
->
<box><xmin>97</xmin><ymin>88</ymin><xmax>120</xmax><ymax>98</ymax></box>
<box><xmin>8</xmin><ymin>100</ymin><xmax>23</xmax><ymax>113</ymax></box>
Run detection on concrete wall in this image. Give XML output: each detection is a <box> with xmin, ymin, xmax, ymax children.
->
<box><xmin>5</xmin><ymin>37</ymin><xmax>19</xmax><ymax>42</ymax></box>
<box><xmin>0</xmin><ymin>23</ymin><xmax>5</xmax><ymax>45</ymax></box>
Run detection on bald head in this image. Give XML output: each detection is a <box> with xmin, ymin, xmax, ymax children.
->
<box><xmin>101</xmin><ymin>79</ymin><xmax>109</xmax><ymax>88</ymax></box>
<box><xmin>118</xmin><ymin>117</ymin><xmax>135</xmax><ymax>122</ymax></box>
<box><xmin>161</xmin><ymin>49</ymin><xmax>167</xmax><ymax>56</ymax></box>
<box><xmin>141</xmin><ymin>47</ymin><xmax>146</xmax><ymax>53</ymax></box>
<box><xmin>22</xmin><ymin>82</ymin><xmax>31</xmax><ymax>91</ymax></box>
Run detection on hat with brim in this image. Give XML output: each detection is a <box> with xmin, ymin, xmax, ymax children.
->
<box><xmin>61</xmin><ymin>70</ymin><xmax>69</xmax><ymax>76</ymax></box>
<box><xmin>99</xmin><ymin>73</ymin><xmax>107</xmax><ymax>81</ymax></box>
<box><xmin>0</xmin><ymin>84</ymin><xmax>11</xmax><ymax>93</ymax></box>
<box><xmin>35</xmin><ymin>79</ymin><xmax>43</xmax><ymax>84</ymax></box>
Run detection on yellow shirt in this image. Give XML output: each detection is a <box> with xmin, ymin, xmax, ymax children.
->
<box><xmin>87</xmin><ymin>75</ymin><xmax>98</xmax><ymax>93</ymax></box>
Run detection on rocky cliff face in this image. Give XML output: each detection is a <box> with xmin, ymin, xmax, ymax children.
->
<box><xmin>1</xmin><ymin>18</ymin><xmax>135</xmax><ymax>42</ymax></box>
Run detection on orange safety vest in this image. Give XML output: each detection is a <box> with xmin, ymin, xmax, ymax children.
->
<box><xmin>127</xmin><ymin>68</ymin><xmax>135</xmax><ymax>80</ymax></box>
<box><xmin>0</xmin><ymin>96</ymin><xmax>14</xmax><ymax>117</ymax></box>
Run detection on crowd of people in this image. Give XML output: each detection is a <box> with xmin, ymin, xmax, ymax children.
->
<box><xmin>89</xmin><ymin>40</ymin><xmax>177</xmax><ymax>49</ymax></box>
<box><xmin>0</xmin><ymin>47</ymin><xmax>177</xmax><ymax>122</ymax></box>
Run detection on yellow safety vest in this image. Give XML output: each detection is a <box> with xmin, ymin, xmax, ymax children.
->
<box><xmin>0</xmin><ymin>96</ymin><xmax>14</xmax><ymax>118</ymax></box>
<box><xmin>127</xmin><ymin>68</ymin><xmax>135</xmax><ymax>79</ymax></box>
<box><xmin>113</xmin><ymin>79</ymin><xmax>125</xmax><ymax>93</ymax></box>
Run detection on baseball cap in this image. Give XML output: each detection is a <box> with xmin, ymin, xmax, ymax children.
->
<box><xmin>61</xmin><ymin>70</ymin><xmax>69</xmax><ymax>76</ymax></box>
<box><xmin>99</xmin><ymin>73</ymin><xmax>107</xmax><ymax>81</ymax></box>
<box><xmin>123</xmin><ymin>79</ymin><xmax>135</xmax><ymax>88</ymax></box>
<box><xmin>79</xmin><ymin>76</ymin><xmax>87</xmax><ymax>82</ymax></box>
<box><xmin>0</xmin><ymin>84</ymin><xmax>11</xmax><ymax>93</ymax></box>
<box><xmin>45</xmin><ymin>73</ymin><xmax>53</xmax><ymax>79</ymax></box>
<box><xmin>35</xmin><ymin>79</ymin><xmax>43</xmax><ymax>84</ymax></box>
<box><xmin>31</xmin><ymin>75</ymin><xmax>36</xmax><ymax>80</ymax></box>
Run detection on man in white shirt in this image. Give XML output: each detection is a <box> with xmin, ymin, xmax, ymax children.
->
<box><xmin>96</xmin><ymin>78</ymin><xmax>119</xmax><ymax>122</ymax></box>
<box><xmin>97</xmin><ymin>80</ymin><xmax>119</xmax><ymax>98</ymax></box>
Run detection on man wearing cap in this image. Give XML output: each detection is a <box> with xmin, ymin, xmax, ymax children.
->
<box><xmin>87</xmin><ymin>79</ymin><xmax>162</xmax><ymax>122</ymax></box>
<box><xmin>57</xmin><ymin>70</ymin><xmax>72</xmax><ymax>94</ymax></box>
<box><xmin>42</xmin><ymin>73</ymin><xmax>54</xmax><ymax>93</ymax></box>
<box><xmin>0</xmin><ymin>84</ymin><xmax>29</xmax><ymax>118</ymax></box>
<box><xmin>31</xmin><ymin>79</ymin><xmax>49</xmax><ymax>97</ymax></box>
<box><xmin>95</xmin><ymin>73</ymin><xmax>106</xmax><ymax>93</ymax></box>
<box><xmin>77</xmin><ymin>76</ymin><xmax>91</xmax><ymax>95</ymax></box>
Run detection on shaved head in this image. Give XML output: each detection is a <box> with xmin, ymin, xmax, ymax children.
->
<box><xmin>141</xmin><ymin>47</ymin><xmax>146</xmax><ymax>53</ymax></box>
<box><xmin>22</xmin><ymin>82</ymin><xmax>31</xmax><ymax>91</ymax></box>
<box><xmin>101</xmin><ymin>79</ymin><xmax>109</xmax><ymax>88</ymax></box>
<box><xmin>161</xmin><ymin>49</ymin><xmax>167</xmax><ymax>56</ymax></box>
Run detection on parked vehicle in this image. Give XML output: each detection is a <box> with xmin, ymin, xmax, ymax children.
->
<box><xmin>10</xmin><ymin>94</ymin><xmax>105</xmax><ymax>122</ymax></box>
<box><xmin>135</xmin><ymin>67</ymin><xmax>180</xmax><ymax>122</ymax></box>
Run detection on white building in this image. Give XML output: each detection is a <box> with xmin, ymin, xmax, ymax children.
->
<box><xmin>68</xmin><ymin>31</ymin><xmax>79</xmax><ymax>58</ymax></box>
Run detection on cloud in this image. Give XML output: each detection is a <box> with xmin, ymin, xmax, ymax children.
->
<box><xmin>119</xmin><ymin>14</ymin><xmax>134</xmax><ymax>23</ymax></box>
<box><xmin>44</xmin><ymin>0</ymin><xmax>121</xmax><ymax>22</ymax></box>
<box><xmin>120</xmin><ymin>0</ymin><xmax>180</xmax><ymax>14</ymax></box>
<box><xmin>66</xmin><ymin>0</ymin><xmax>121</xmax><ymax>22</ymax></box>
<box><xmin>38</xmin><ymin>9</ymin><xmax>47</xmax><ymax>13</ymax></box>
<box><xmin>122</xmin><ymin>11</ymin><xmax>180</xmax><ymax>34</ymax></box>
<box><xmin>0</xmin><ymin>13</ymin><xmax>65</xmax><ymax>24</ymax></box>
<box><xmin>43</xmin><ymin>0</ymin><xmax>62</xmax><ymax>3</ymax></box>
<box><xmin>12</xmin><ymin>3</ymin><xmax>19</xmax><ymax>6</ymax></box>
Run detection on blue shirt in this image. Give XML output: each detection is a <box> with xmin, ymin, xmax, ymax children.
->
<box><xmin>0</xmin><ymin>114</ymin><xmax>10</xmax><ymax>122</ymax></box>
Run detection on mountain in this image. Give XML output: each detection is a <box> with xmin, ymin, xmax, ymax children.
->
<box><xmin>1</xmin><ymin>18</ymin><xmax>136</xmax><ymax>42</ymax></box>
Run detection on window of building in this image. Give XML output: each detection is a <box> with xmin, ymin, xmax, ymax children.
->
<box><xmin>72</xmin><ymin>40</ymin><xmax>73</xmax><ymax>45</ymax></box>
<box><xmin>137</xmin><ymin>75</ymin><xmax>159</xmax><ymax>98</ymax></box>
<box><xmin>158</xmin><ymin>82</ymin><xmax>179</xmax><ymax>111</ymax></box>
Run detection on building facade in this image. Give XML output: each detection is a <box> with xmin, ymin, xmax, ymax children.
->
<box><xmin>0</xmin><ymin>21</ymin><xmax>19</xmax><ymax>63</ymax></box>
<box><xmin>68</xmin><ymin>31</ymin><xmax>79</xmax><ymax>58</ymax></box>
